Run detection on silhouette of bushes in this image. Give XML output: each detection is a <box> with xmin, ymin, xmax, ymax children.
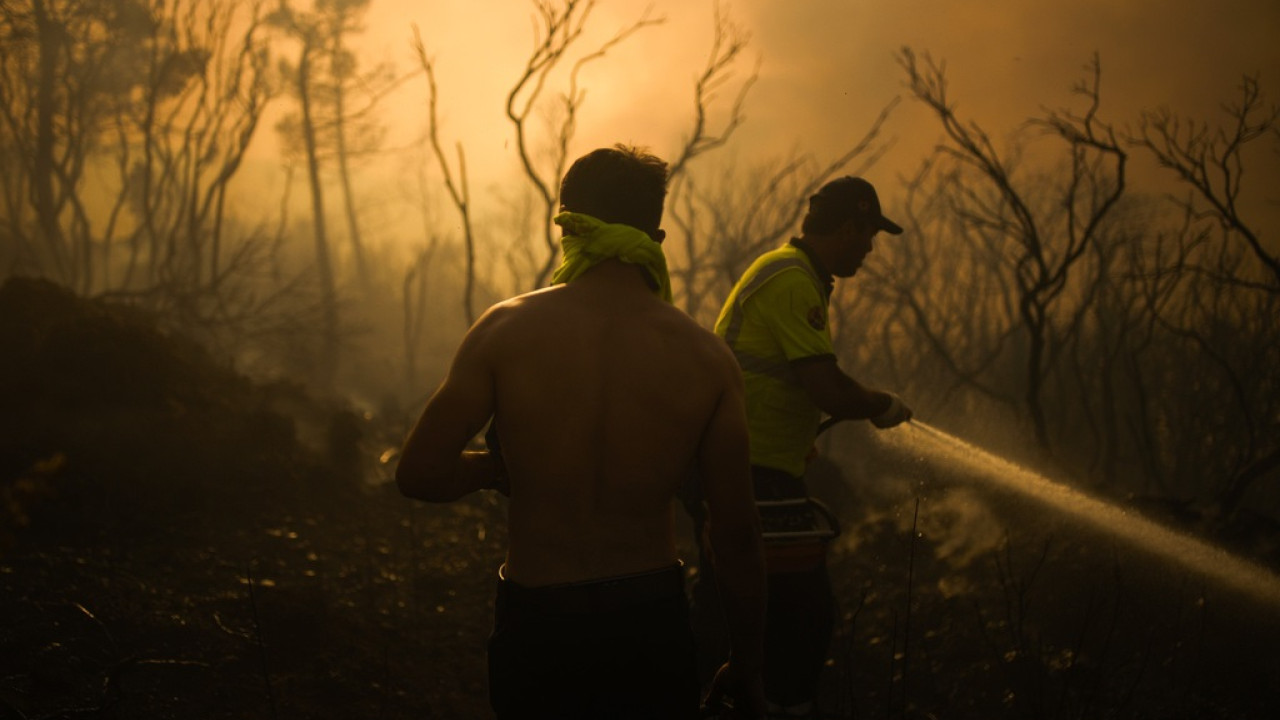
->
<box><xmin>0</xmin><ymin>277</ymin><xmax>328</xmax><ymax>537</ymax></box>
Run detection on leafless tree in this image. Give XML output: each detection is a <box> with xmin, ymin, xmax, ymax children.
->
<box><xmin>502</xmin><ymin>0</ymin><xmax>662</xmax><ymax>289</ymax></box>
<box><xmin>887</xmin><ymin>51</ymin><xmax>1278</xmax><ymax>528</ymax></box>
<box><xmin>271</xmin><ymin>0</ymin><xmax>412</xmax><ymax>386</ymax></box>
<box><xmin>413</xmin><ymin>0</ymin><xmax>687</xmax><ymax>320</ymax></box>
<box><xmin>1130</xmin><ymin>74</ymin><xmax>1279</xmax><ymax>288</ymax></box>
<box><xmin>401</xmin><ymin>152</ymin><xmax>443</xmax><ymax>391</ymax></box>
<box><xmin>664</xmin><ymin>0</ymin><xmax>755</xmax><ymax>184</ymax></box>
<box><xmin>306</xmin><ymin>0</ymin><xmax>408</xmax><ymax>294</ymax></box>
<box><xmin>897</xmin><ymin>49</ymin><xmax>1127</xmax><ymax>454</ymax></box>
<box><xmin>402</xmin><ymin>241</ymin><xmax>438</xmax><ymax>391</ymax></box>
<box><xmin>272</xmin><ymin>3</ymin><xmax>340</xmax><ymax>387</ymax></box>
<box><xmin>131</xmin><ymin>0</ymin><xmax>274</xmax><ymax>301</ymax></box>
<box><xmin>1</xmin><ymin>0</ymin><xmax>135</xmax><ymax>285</ymax></box>
<box><xmin>1129</xmin><ymin>207</ymin><xmax>1280</xmax><ymax>519</ymax></box>
<box><xmin>660</xmin><ymin>0</ymin><xmax>758</xmax><ymax>320</ymax></box>
<box><xmin>0</xmin><ymin>0</ymin><xmax>275</xmax><ymax>306</ymax></box>
<box><xmin>1122</xmin><ymin>76</ymin><xmax>1280</xmax><ymax>518</ymax></box>
<box><xmin>411</xmin><ymin>26</ymin><xmax>478</xmax><ymax>324</ymax></box>
<box><xmin>858</xmin><ymin>158</ymin><xmax>1023</xmax><ymax>412</ymax></box>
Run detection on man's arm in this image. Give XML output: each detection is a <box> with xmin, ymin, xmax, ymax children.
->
<box><xmin>698</xmin><ymin>360</ymin><xmax>767</xmax><ymax>714</ymax></box>
<box><xmin>396</xmin><ymin>316</ymin><xmax>506</xmax><ymax>502</ymax></box>
<box><xmin>750</xmin><ymin>275</ymin><xmax>910</xmax><ymax>428</ymax></box>
<box><xmin>792</xmin><ymin>357</ymin><xmax>911</xmax><ymax>427</ymax></box>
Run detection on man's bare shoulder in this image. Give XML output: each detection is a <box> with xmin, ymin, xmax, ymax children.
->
<box><xmin>486</xmin><ymin>285</ymin><xmax>565</xmax><ymax>313</ymax></box>
<box><xmin>470</xmin><ymin>286</ymin><xmax>567</xmax><ymax>331</ymax></box>
<box><xmin>652</xmin><ymin>303</ymin><xmax>740</xmax><ymax>372</ymax></box>
<box><xmin>659</xmin><ymin>304</ymin><xmax>726</xmax><ymax>344</ymax></box>
<box><xmin>478</xmin><ymin>284</ymin><xmax>737</xmax><ymax>380</ymax></box>
<box><xmin>447</xmin><ymin>289</ymin><xmax>561</xmax><ymax>367</ymax></box>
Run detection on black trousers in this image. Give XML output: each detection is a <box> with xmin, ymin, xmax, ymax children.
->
<box><xmin>488</xmin><ymin>565</ymin><xmax>700</xmax><ymax>719</ymax></box>
<box><xmin>688</xmin><ymin>465</ymin><xmax>836</xmax><ymax>707</ymax></box>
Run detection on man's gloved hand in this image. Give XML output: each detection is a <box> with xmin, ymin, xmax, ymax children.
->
<box><xmin>870</xmin><ymin>393</ymin><xmax>912</xmax><ymax>429</ymax></box>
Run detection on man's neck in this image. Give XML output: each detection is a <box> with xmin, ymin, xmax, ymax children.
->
<box><xmin>789</xmin><ymin>238</ymin><xmax>835</xmax><ymax>293</ymax></box>
<box><xmin>571</xmin><ymin>258</ymin><xmax>660</xmax><ymax>296</ymax></box>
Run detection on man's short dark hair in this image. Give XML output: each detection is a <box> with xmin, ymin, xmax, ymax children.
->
<box><xmin>560</xmin><ymin>145</ymin><xmax>669</xmax><ymax>238</ymax></box>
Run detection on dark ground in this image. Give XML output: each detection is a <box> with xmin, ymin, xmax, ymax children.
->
<box><xmin>3</xmin><ymin>277</ymin><xmax>1279</xmax><ymax>719</ymax></box>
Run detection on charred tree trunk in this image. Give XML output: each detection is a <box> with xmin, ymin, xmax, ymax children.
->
<box><xmin>31</xmin><ymin>0</ymin><xmax>67</xmax><ymax>282</ymax></box>
<box><xmin>333</xmin><ymin>70</ymin><xmax>368</xmax><ymax>292</ymax></box>
<box><xmin>298</xmin><ymin>37</ymin><xmax>339</xmax><ymax>388</ymax></box>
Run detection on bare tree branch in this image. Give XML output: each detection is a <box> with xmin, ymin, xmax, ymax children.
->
<box><xmin>504</xmin><ymin>0</ymin><xmax>663</xmax><ymax>288</ymax></box>
<box><xmin>412</xmin><ymin>25</ymin><xmax>477</xmax><ymax>324</ymax></box>
<box><xmin>1130</xmin><ymin>73</ymin><xmax>1279</xmax><ymax>286</ymax></box>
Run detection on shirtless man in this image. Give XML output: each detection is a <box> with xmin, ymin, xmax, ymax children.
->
<box><xmin>396</xmin><ymin>145</ymin><xmax>767</xmax><ymax>719</ymax></box>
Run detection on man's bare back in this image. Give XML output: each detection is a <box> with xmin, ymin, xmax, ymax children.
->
<box><xmin>416</xmin><ymin>260</ymin><xmax>745</xmax><ymax>586</ymax></box>
<box><xmin>395</xmin><ymin>144</ymin><xmax>766</xmax><ymax>718</ymax></box>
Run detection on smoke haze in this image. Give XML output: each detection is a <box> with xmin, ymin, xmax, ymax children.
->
<box><xmin>351</xmin><ymin>0</ymin><xmax>1279</xmax><ymax>239</ymax></box>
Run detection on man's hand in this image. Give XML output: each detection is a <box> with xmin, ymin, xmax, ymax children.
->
<box><xmin>870</xmin><ymin>392</ymin><xmax>912</xmax><ymax>429</ymax></box>
<box><xmin>702</xmin><ymin>662</ymin><xmax>765</xmax><ymax>719</ymax></box>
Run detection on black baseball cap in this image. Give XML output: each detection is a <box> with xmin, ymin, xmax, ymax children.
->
<box><xmin>808</xmin><ymin>176</ymin><xmax>903</xmax><ymax>235</ymax></box>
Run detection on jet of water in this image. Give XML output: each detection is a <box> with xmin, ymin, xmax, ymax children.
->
<box><xmin>902</xmin><ymin>419</ymin><xmax>1280</xmax><ymax>607</ymax></box>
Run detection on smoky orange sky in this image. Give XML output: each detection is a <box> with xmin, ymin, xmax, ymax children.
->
<box><xmin>343</xmin><ymin>0</ymin><xmax>1280</xmax><ymax>240</ymax></box>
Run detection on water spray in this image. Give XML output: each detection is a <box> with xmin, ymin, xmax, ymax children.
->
<box><xmin>898</xmin><ymin>418</ymin><xmax>1280</xmax><ymax>607</ymax></box>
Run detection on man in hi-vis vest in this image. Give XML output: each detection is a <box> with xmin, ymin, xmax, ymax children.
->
<box><xmin>702</xmin><ymin>176</ymin><xmax>913</xmax><ymax>718</ymax></box>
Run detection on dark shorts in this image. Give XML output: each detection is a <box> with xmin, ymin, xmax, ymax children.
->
<box><xmin>488</xmin><ymin>564</ymin><xmax>700</xmax><ymax>720</ymax></box>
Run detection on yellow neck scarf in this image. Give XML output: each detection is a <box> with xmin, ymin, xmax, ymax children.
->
<box><xmin>550</xmin><ymin>212</ymin><xmax>672</xmax><ymax>303</ymax></box>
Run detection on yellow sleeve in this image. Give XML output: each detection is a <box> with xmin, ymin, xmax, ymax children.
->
<box><xmin>745</xmin><ymin>268</ymin><xmax>834</xmax><ymax>363</ymax></box>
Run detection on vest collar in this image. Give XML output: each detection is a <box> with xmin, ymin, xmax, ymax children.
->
<box><xmin>788</xmin><ymin>239</ymin><xmax>834</xmax><ymax>297</ymax></box>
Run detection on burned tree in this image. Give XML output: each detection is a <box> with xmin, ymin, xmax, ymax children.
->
<box><xmin>270</xmin><ymin>0</ymin><xmax>403</xmax><ymax>385</ymax></box>
<box><xmin>0</xmin><ymin>0</ymin><xmax>275</xmax><ymax>304</ymax></box>
<box><xmin>896</xmin><ymin>49</ymin><xmax>1127</xmax><ymax>456</ymax></box>
<box><xmin>1131</xmin><ymin>74</ymin><xmax>1280</xmax><ymax>288</ymax></box>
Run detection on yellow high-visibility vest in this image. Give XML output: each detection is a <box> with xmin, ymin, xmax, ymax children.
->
<box><xmin>714</xmin><ymin>244</ymin><xmax>834</xmax><ymax>478</ymax></box>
